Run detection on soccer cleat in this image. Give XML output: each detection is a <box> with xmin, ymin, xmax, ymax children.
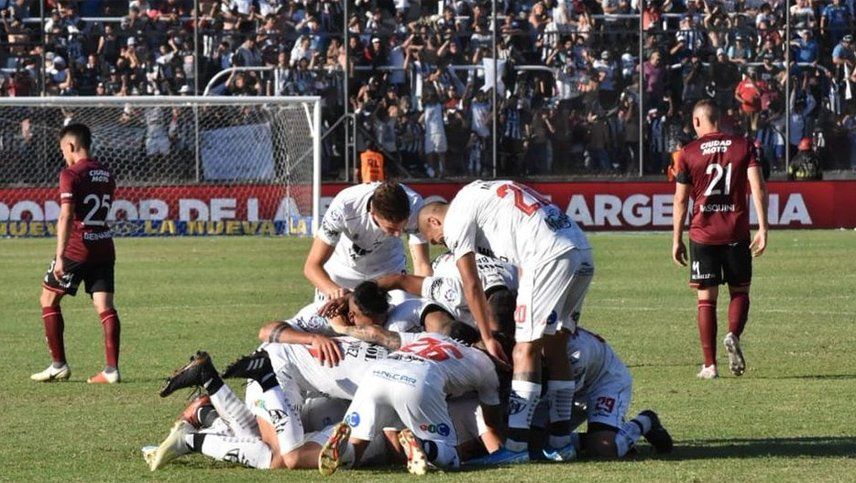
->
<box><xmin>696</xmin><ymin>364</ymin><xmax>719</xmax><ymax>380</ymax></box>
<box><xmin>159</xmin><ymin>351</ymin><xmax>216</xmax><ymax>398</ymax></box>
<box><xmin>181</xmin><ymin>394</ymin><xmax>212</xmax><ymax>429</ymax></box>
<box><xmin>466</xmin><ymin>446</ymin><xmax>530</xmax><ymax>466</ymax></box>
<box><xmin>639</xmin><ymin>410</ymin><xmax>673</xmax><ymax>454</ymax></box>
<box><xmin>398</xmin><ymin>428</ymin><xmax>428</xmax><ymax>475</ymax></box>
<box><xmin>87</xmin><ymin>370</ymin><xmax>120</xmax><ymax>384</ymax></box>
<box><xmin>723</xmin><ymin>332</ymin><xmax>746</xmax><ymax>376</ymax></box>
<box><xmin>221</xmin><ymin>349</ymin><xmax>273</xmax><ymax>381</ymax></box>
<box><xmin>149</xmin><ymin>420</ymin><xmax>194</xmax><ymax>471</ymax></box>
<box><xmin>542</xmin><ymin>443</ymin><xmax>577</xmax><ymax>462</ymax></box>
<box><xmin>141</xmin><ymin>445</ymin><xmax>157</xmax><ymax>466</ymax></box>
<box><xmin>318</xmin><ymin>422</ymin><xmax>351</xmax><ymax>476</ymax></box>
<box><xmin>31</xmin><ymin>363</ymin><xmax>71</xmax><ymax>382</ymax></box>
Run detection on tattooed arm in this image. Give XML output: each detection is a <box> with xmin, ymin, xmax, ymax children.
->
<box><xmin>329</xmin><ymin>314</ymin><xmax>403</xmax><ymax>350</ymax></box>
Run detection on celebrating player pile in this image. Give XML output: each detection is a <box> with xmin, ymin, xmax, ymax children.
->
<box><xmin>145</xmin><ymin>179</ymin><xmax>672</xmax><ymax>474</ymax></box>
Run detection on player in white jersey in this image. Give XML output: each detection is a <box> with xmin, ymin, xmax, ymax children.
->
<box><xmin>317</xmin><ymin>323</ymin><xmax>506</xmax><ymax>476</ymax></box>
<box><xmin>418</xmin><ymin>180</ymin><xmax>595</xmax><ymax>462</ymax></box>
<box><xmin>305</xmin><ymin>181</ymin><xmax>432</xmax><ymax>303</ymax></box>
<box><xmin>527</xmin><ymin>327</ymin><xmax>673</xmax><ymax>460</ymax></box>
<box><xmin>376</xmin><ymin>251</ymin><xmax>518</xmax><ymax>331</ymax></box>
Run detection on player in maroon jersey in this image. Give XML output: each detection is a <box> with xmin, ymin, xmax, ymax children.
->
<box><xmin>672</xmin><ymin>100</ymin><xmax>769</xmax><ymax>379</ymax></box>
<box><xmin>31</xmin><ymin>123</ymin><xmax>123</xmax><ymax>384</ymax></box>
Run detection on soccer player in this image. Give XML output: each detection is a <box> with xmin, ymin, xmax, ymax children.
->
<box><xmin>31</xmin><ymin>123</ymin><xmax>123</xmax><ymax>384</ymax></box>
<box><xmin>418</xmin><ymin>181</ymin><xmax>594</xmax><ymax>462</ymax></box>
<box><xmin>672</xmin><ymin>99</ymin><xmax>769</xmax><ymax>379</ymax></box>
<box><xmin>529</xmin><ymin>327</ymin><xmax>673</xmax><ymax>460</ymax></box>
<box><xmin>304</xmin><ymin>181</ymin><xmax>431</xmax><ymax>302</ymax></box>
<box><xmin>317</xmin><ymin>323</ymin><xmax>505</xmax><ymax>475</ymax></box>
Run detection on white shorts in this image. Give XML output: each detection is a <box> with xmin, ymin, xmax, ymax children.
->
<box><xmin>514</xmin><ymin>249</ymin><xmax>594</xmax><ymax>343</ymax></box>
<box><xmin>448</xmin><ymin>396</ymin><xmax>488</xmax><ymax>445</ymax></box>
<box><xmin>345</xmin><ymin>359</ymin><xmax>457</xmax><ymax>447</ymax></box>
<box><xmin>424</xmin><ymin>132</ymin><xmax>448</xmax><ymax>154</ymax></box>
<box><xmin>301</xmin><ymin>397</ymin><xmax>350</xmax><ymax>432</ymax></box>
<box><xmin>582</xmin><ymin>365</ymin><xmax>633</xmax><ymax>429</ymax></box>
<box><xmin>307</xmin><ymin>423</ymin><xmax>395</xmax><ymax>466</ymax></box>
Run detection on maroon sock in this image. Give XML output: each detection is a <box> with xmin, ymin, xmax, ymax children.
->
<box><xmin>728</xmin><ymin>292</ymin><xmax>750</xmax><ymax>338</ymax></box>
<box><xmin>99</xmin><ymin>309</ymin><xmax>121</xmax><ymax>369</ymax></box>
<box><xmin>42</xmin><ymin>306</ymin><xmax>66</xmax><ymax>364</ymax></box>
<box><xmin>697</xmin><ymin>299</ymin><xmax>717</xmax><ymax>367</ymax></box>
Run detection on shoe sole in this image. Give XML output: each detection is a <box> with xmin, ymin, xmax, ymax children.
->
<box><xmin>724</xmin><ymin>336</ymin><xmax>746</xmax><ymax>376</ymax></box>
<box><xmin>696</xmin><ymin>367</ymin><xmax>718</xmax><ymax>379</ymax></box>
<box><xmin>398</xmin><ymin>430</ymin><xmax>428</xmax><ymax>475</ymax></box>
<box><xmin>87</xmin><ymin>372</ymin><xmax>120</xmax><ymax>384</ymax></box>
<box><xmin>150</xmin><ymin>421</ymin><xmax>189</xmax><ymax>471</ymax></box>
<box><xmin>160</xmin><ymin>354</ymin><xmax>210</xmax><ymax>397</ymax></box>
<box><xmin>319</xmin><ymin>422</ymin><xmax>351</xmax><ymax>476</ymax></box>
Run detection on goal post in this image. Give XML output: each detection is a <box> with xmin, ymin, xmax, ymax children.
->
<box><xmin>0</xmin><ymin>95</ymin><xmax>323</xmax><ymax>237</ymax></box>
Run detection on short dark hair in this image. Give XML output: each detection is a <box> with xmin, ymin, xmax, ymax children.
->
<box><xmin>448</xmin><ymin>321</ymin><xmax>481</xmax><ymax>346</ymax></box>
<box><xmin>371</xmin><ymin>182</ymin><xmax>410</xmax><ymax>223</ymax></box>
<box><xmin>59</xmin><ymin>123</ymin><xmax>92</xmax><ymax>151</ymax></box>
<box><xmin>352</xmin><ymin>281</ymin><xmax>390</xmax><ymax>317</ymax></box>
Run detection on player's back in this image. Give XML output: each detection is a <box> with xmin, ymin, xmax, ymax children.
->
<box><xmin>567</xmin><ymin>328</ymin><xmax>627</xmax><ymax>394</ymax></box>
<box><xmin>61</xmin><ymin>158</ymin><xmax>115</xmax><ymax>262</ymax></box>
<box><xmin>678</xmin><ymin>132</ymin><xmax>759</xmax><ymax>244</ymax></box>
<box><xmin>269</xmin><ymin>337</ymin><xmax>389</xmax><ymax>400</ymax></box>
<box><xmin>445</xmin><ymin>180</ymin><xmax>589</xmax><ymax>267</ymax></box>
<box><xmin>431</xmin><ymin>251</ymin><xmax>518</xmax><ymax>292</ymax></box>
<box><xmin>390</xmin><ymin>333</ymin><xmax>499</xmax><ymax>400</ymax></box>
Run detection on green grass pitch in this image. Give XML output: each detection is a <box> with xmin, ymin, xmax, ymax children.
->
<box><xmin>1</xmin><ymin>231</ymin><xmax>855</xmax><ymax>482</ymax></box>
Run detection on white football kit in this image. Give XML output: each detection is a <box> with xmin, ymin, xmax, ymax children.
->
<box><xmin>315</xmin><ymin>182</ymin><xmax>426</xmax><ymax>301</ymax></box>
<box><xmin>532</xmin><ymin>327</ymin><xmax>632</xmax><ymax>430</ymax></box>
<box><xmin>443</xmin><ymin>180</ymin><xmax>594</xmax><ymax>342</ymax></box>
<box><xmin>420</xmin><ymin>251</ymin><xmax>517</xmax><ymax>327</ymax></box>
<box><xmin>343</xmin><ymin>333</ymin><xmax>500</xmax><ymax>468</ymax></box>
<box><xmin>282</xmin><ymin>298</ymin><xmax>433</xmax><ymax>338</ymax></box>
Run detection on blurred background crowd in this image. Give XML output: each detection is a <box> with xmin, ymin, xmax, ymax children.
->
<box><xmin>2</xmin><ymin>0</ymin><xmax>856</xmax><ymax>180</ymax></box>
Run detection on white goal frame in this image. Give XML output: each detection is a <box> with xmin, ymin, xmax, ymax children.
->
<box><xmin>0</xmin><ymin>95</ymin><xmax>323</xmax><ymax>234</ymax></box>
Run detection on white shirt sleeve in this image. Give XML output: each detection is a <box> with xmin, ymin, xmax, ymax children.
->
<box><xmin>443</xmin><ymin>206</ymin><xmax>477</xmax><ymax>261</ymax></box>
<box><xmin>477</xmin><ymin>366</ymin><xmax>501</xmax><ymax>406</ymax></box>
<box><xmin>316</xmin><ymin>195</ymin><xmax>347</xmax><ymax>246</ymax></box>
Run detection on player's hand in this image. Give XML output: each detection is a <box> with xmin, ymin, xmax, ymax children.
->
<box><xmin>52</xmin><ymin>258</ymin><xmax>65</xmax><ymax>281</ymax></box>
<box><xmin>672</xmin><ymin>239</ymin><xmax>688</xmax><ymax>266</ymax></box>
<box><xmin>482</xmin><ymin>335</ymin><xmax>511</xmax><ymax>369</ymax></box>
<box><xmin>750</xmin><ymin>229</ymin><xmax>767</xmax><ymax>257</ymax></box>
<box><xmin>318</xmin><ymin>294</ymin><xmax>349</xmax><ymax>318</ymax></box>
<box><xmin>324</xmin><ymin>286</ymin><xmax>350</xmax><ymax>301</ymax></box>
<box><xmin>310</xmin><ymin>334</ymin><xmax>342</xmax><ymax>367</ymax></box>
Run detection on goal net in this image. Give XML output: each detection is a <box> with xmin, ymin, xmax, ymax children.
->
<box><xmin>0</xmin><ymin>96</ymin><xmax>321</xmax><ymax>237</ymax></box>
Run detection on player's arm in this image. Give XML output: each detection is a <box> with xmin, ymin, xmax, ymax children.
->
<box><xmin>328</xmin><ymin>313</ymin><xmax>403</xmax><ymax>350</ymax></box>
<box><xmin>52</xmin><ymin>202</ymin><xmax>74</xmax><ymax>279</ymax></box>
<box><xmin>303</xmin><ymin>237</ymin><xmax>348</xmax><ymax>299</ymax></box>
<box><xmin>747</xmin><ymin>165</ymin><xmax>769</xmax><ymax>257</ymax></box>
<box><xmin>458</xmin><ymin>253</ymin><xmax>508</xmax><ymax>363</ymax></box>
<box><xmin>672</xmin><ymin>173</ymin><xmax>690</xmax><ymax>267</ymax></box>
<box><xmin>258</xmin><ymin>321</ymin><xmax>342</xmax><ymax>367</ymax></box>
<box><xmin>409</xmin><ymin>241</ymin><xmax>432</xmax><ymax>277</ymax></box>
<box><xmin>375</xmin><ymin>273</ymin><xmax>425</xmax><ymax>296</ymax></box>
<box><xmin>478</xmin><ymin>403</ymin><xmax>506</xmax><ymax>452</ymax></box>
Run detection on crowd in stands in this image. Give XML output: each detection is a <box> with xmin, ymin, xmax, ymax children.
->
<box><xmin>2</xmin><ymin>0</ymin><xmax>856</xmax><ymax>179</ymax></box>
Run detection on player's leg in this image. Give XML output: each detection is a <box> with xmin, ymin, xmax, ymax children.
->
<box><xmin>690</xmin><ymin>240</ymin><xmax>723</xmax><ymax>379</ymax></box>
<box><xmin>394</xmin><ymin>370</ymin><xmax>460</xmax><ymax>473</ymax></box>
<box><xmin>32</xmin><ymin>257</ymin><xmax>81</xmax><ymax>381</ymax></box>
<box><xmin>148</xmin><ymin>420</ymin><xmax>274</xmax><ymax>471</ymax></box>
<box><xmin>723</xmin><ymin>239</ymin><xmax>753</xmax><ymax>376</ymax></box>
<box><xmin>318</xmin><ymin>380</ymin><xmax>384</xmax><ymax>475</ymax></box>
<box><xmin>540</xmin><ymin>250</ymin><xmax>594</xmax><ymax>456</ymax></box>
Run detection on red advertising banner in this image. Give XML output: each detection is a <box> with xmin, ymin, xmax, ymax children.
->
<box><xmin>2</xmin><ymin>181</ymin><xmax>855</xmax><ymax>237</ymax></box>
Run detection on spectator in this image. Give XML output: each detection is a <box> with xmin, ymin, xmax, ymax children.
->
<box><xmin>735</xmin><ymin>67</ymin><xmax>765</xmax><ymax>133</ymax></box>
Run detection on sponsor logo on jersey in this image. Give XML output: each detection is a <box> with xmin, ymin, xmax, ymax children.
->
<box><xmin>419</xmin><ymin>423</ymin><xmax>451</xmax><ymax>437</ymax></box>
<box><xmin>346</xmin><ymin>412</ymin><xmax>361</xmax><ymax>427</ymax></box>
<box><xmin>372</xmin><ymin>369</ymin><xmax>417</xmax><ymax>386</ymax></box>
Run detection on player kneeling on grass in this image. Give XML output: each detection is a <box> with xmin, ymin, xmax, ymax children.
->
<box><xmin>318</xmin><ymin>322</ymin><xmax>506</xmax><ymax>476</ymax></box>
<box><xmin>529</xmin><ymin>327</ymin><xmax>673</xmax><ymax>460</ymax></box>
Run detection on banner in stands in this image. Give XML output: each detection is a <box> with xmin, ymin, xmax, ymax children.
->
<box><xmin>2</xmin><ymin>181</ymin><xmax>855</xmax><ymax>237</ymax></box>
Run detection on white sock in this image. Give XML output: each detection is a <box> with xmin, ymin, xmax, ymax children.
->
<box><xmin>199</xmin><ymin>417</ymin><xmax>233</xmax><ymax>436</ymax></box>
<box><xmin>614</xmin><ymin>413</ymin><xmax>652</xmax><ymax>457</ymax></box>
<box><xmin>208</xmin><ymin>384</ymin><xmax>260</xmax><ymax>438</ymax></box>
<box><xmin>257</xmin><ymin>385</ymin><xmax>305</xmax><ymax>453</ymax></box>
<box><xmin>546</xmin><ymin>380</ymin><xmax>575</xmax><ymax>449</ymax></box>
<box><xmin>506</xmin><ymin>380</ymin><xmax>542</xmax><ymax>452</ymax></box>
<box><xmin>186</xmin><ymin>433</ymin><xmax>272</xmax><ymax>469</ymax></box>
